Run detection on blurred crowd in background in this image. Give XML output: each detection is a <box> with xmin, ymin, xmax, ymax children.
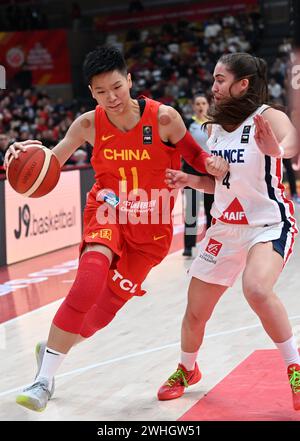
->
<box><xmin>0</xmin><ymin>9</ymin><xmax>297</xmax><ymax>182</ymax></box>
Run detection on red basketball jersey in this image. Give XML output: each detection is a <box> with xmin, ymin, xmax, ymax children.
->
<box><xmin>90</xmin><ymin>97</ymin><xmax>181</xmax><ymax>222</ymax></box>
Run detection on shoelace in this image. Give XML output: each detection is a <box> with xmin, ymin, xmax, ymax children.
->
<box><xmin>166</xmin><ymin>368</ymin><xmax>189</xmax><ymax>388</ymax></box>
<box><xmin>24</xmin><ymin>381</ymin><xmax>50</xmax><ymax>397</ymax></box>
<box><xmin>289</xmin><ymin>367</ymin><xmax>300</xmax><ymax>393</ymax></box>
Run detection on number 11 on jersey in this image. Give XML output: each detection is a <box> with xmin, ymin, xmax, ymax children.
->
<box><xmin>119</xmin><ymin>167</ymin><xmax>139</xmax><ymax>194</ymax></box>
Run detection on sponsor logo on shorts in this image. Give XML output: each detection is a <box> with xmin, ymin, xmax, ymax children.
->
<box><xmin>112</xmin><ymin>269</ymin><xmax>137</xmax><ymax>293</ymax></box>
<box><xmin>153</xmin><ymin>235</ymin><xmax>166</xmax><ymax>241</ymax></box>
<box><xmin>88</xmin><ymin>229</ymin><xmax>112</xmax><ymax>240</ymax></box>
<box><xmin>205</xmin><ymin>238</ymin><xmax>223</xmax><ymax>256</ymax></box>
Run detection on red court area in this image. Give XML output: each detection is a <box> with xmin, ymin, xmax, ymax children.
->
<box><xmin>179</xmin><ymin>349</ymin><xmax>300</xmax><ymax>421</ymax></box>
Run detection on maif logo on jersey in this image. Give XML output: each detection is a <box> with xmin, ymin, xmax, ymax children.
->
<box><xmin>205</xmin><ymin>238</ymin><xmax>223</xmax><ymax>257</ymax></box>
<box><xmin>219</xmin><ymin>198</ymin><xmax>249</xmax><ymax>224</ymax></box>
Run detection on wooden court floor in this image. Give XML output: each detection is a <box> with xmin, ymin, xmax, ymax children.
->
<box><xmin>0</xmin><ymin>210</ymin><xmax>299</xmax><ymax>421</ymax></box>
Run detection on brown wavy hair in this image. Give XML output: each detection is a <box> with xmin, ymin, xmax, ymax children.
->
<box><xmin>205</xmin><ymin>53</ymin><xmax>269</xmax><ymax>128</ymax></box>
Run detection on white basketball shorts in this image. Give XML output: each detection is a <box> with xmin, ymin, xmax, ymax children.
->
<box><xmin>189</xmin><ymin>218</ymin><xmax>298</xmax><ymax>287</ymax></box>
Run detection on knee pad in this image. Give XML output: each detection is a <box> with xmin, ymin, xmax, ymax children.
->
<box><xmin>53</xmin><ymin>299</ymin><xmax>86</xmax><ymax>334</ymax></box>
<box><xmin>53</xmin><ymin>251</ymin><xmax>109</xmax><ymax>334</ymax></box>
<box><xmin>66</xmin><ymin>251</ymin><xmax>109</xmax><ymax>313</ymax></box>
<box><xmin>80</xmin><ymin>286</ymin><xmax>127</xmax><ymax>338</ymax></box>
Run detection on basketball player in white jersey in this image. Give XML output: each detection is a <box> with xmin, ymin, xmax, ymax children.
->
<box><xmin>158</xmin><ymin>52</ymin><xmax>300</xmax><ymax>411</ymax></box>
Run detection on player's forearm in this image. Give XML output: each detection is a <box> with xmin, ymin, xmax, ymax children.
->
<box><xmin>52</xmin><ymin>114</ymin><xmax>90</xmax><ymax>166</ymax></box>
<box><xmin>176</xmin><ymin>131</ymin><xmax>210</xmax><ymax>174</ymax></box>
<box><xmin>187</xmin><ymin>174</ymin><xmax>215</xmax><ymax>194</ymax></box>
<box><xmin>52</xmin><ymin>139</ymin><xmax>80</xmax><ymax>166</ymax></box>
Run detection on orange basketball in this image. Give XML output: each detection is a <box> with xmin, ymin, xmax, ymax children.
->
<box><xmin>6</xmin><ymin>146</ymin><xmax>61</xmax><ymax>198</ymax></box>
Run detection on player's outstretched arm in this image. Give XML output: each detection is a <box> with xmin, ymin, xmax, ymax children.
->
<box><xmin>52</xmin><ymin>111</ymin><xmax>94</xmax><ymax>166</ymax></box>
<box><xmin>4</xmin><ymin>111</ymin><xmax>94</xmax><ymax>168</ymax></box>
<box><xmin>165</xmin><ymin>168</ymin><xmax>215</xmax><ymax>193</ymax></box>
<box><xmin>159</xmin><ymin>105</ymin><xmax>228</xmax><ymax>177</ymax></box>
<box><xmin>159</xmin><ymin>105</ymin><xmax>209</xmax><ymax>173</ymax></box>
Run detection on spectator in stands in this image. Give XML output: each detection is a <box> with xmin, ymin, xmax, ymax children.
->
<box><xmin>13</xmin><ymin>63</ymin><xmax>32</xmax><ymax>90</ymax></box>
<box><xmin>65</xmin><ymin>147</ymin><xmax>88</xmax><ymax>167</ymax></box>
<box><xmin>279</xmin><ymin>38</ymin><xmax>292</xmax><ymax>56</ymax></box>
<box><xmin>268</xmin><ymin>77</ymin><xmax>284</xmax><ymax>104</ymax></box>
<box><xmin>0</xmin><ymin>133</ymin><xmax>9</xmax><ymax>167</ymax></box>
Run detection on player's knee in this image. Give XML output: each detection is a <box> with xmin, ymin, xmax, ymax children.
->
<box><xmin>66</xmin><ymin>284</ymin><xmax>97</xmax><ymax>313</ymax></box>
<box><xmin>53</xmin><ymin>299</ymin><xmax>87</xmax><ymax>334</ymax></box>
<box><xmin>243</xmin><ymin>278</ymin><xmax>269</xmax><ymax>306</ymax></box>
<box><xmin>185</xmin><ymin>305</ymin><xmax>209</xmax><ymax>328</ymax></box>
<box><xmin>66</xmin><ymin>251</ymin><xmax>109</xmax><ymax>313</ymax></box>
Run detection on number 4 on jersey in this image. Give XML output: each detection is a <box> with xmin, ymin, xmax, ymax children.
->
<box><xmin>222</xmin><ymin>171</ymin><xmax>230</xmax><ymax>189</ymax></box>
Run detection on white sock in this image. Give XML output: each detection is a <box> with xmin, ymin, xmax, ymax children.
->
<box><xmin>180</xmin><ymin>350</ymin><xmax>198</xmax><ymax>371</ymax></box>
<box><xmin>36</xmin><ymin>346</ymin><xmax>66</xmax><ymax>389</ymax></box>
<box><xmin>275</xmin><ymin>336</ymin><xmax>300</xmax><ymax>367</ymax></box>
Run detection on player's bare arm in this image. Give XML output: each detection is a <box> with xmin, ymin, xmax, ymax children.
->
<box><xmin>254</xmin><ymin>109</ymin><xmax>298</xmax><ymax>159</ymax></box>
<box><xmin>4</xmin><ymin>111</ymin><xmax>95</xmax><ymax>168</ymax></box>
<box><xmin>165</xmin><ymin>168</ymin><xmax>215</xmax><ymax>193</ymax></box>
<box><xmin>52</xmin><ymin>111</ymin><xmax>95</xmax><ymax>166</ymax></box>
<box><xmin>158</xmin><ymin>105</ymin><xmax>229</xmax><ymax>178</ymax></box>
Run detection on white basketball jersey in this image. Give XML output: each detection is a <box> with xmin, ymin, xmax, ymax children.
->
<box><xmin>207</xmin><ymin>105</ymin><xmax>295</xmax><ymax>226</ymax></box>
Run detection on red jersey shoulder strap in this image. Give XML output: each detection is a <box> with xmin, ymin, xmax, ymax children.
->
<box><xmin>142</xmin><ymin>97</ymin><xmax>161</xmax><ymax>114</ymax></box>
<box><xmin>139</xmin><ymin>97</ymin><xmax>162</xmax><ymax>134</ymax></box>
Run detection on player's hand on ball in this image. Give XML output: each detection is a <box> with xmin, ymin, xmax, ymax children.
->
<box><xmin>205</xmin><ymin>155</ymin><xmax>229</xmax><ymax>178</ymax></box>
<box><xmin>165</xmin><ymin>168</ymin><xmax>189</xmax><ymax>189</ymax></box>
<box><xmin>4</xmin><ymin>139</ymin><xmax>42</xmax><ymax>168</ymax></box>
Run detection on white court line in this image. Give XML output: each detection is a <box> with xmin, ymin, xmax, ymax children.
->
<box><xmin>1</xmin><ymin>314</ymin><xmax>300</xmax><ymax>398</ymax></box>
<box><xmin>0</xmin><ymin>299</ymin><xmax>64</xmax><ymax>327</ymax></box>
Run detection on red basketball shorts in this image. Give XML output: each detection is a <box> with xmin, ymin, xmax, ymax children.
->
<box><xmin>79</xmin><ymin>187</ymin><xmax>173</xmax><ymax>300</ymax></box>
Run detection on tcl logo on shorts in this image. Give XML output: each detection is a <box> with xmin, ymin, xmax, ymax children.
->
<box><xmin>111</xmin><ymin>269</ymin><xmax>137</xmax><ymax>293</ymax></box>
<box><xmin>205</xmin><ymin>238</ymin><xmax>223</xmax><ymax>257</ymax></box>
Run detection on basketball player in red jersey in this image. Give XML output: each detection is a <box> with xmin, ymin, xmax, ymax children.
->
<box><xmin>5</xmin><ymin>46</ymin><xmax>228</xmax><ymax>412</ymax></box>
